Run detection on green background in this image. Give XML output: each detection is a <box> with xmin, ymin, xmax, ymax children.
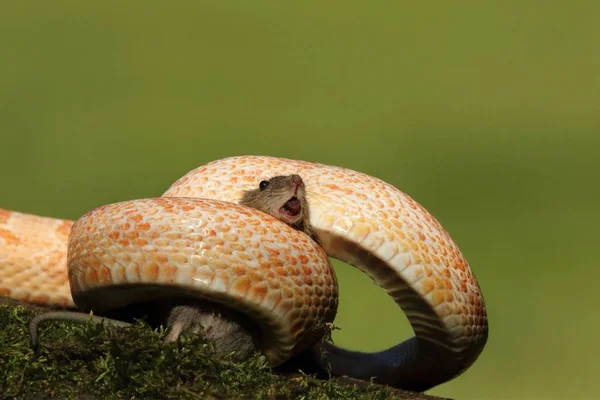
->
<box><xmin>1</xmin><ymin>2</ymin><xmax>597</xmax><ymax>399</ymax></box>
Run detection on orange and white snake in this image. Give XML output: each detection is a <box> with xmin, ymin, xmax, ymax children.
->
<box><xmin>0</xmin><ymin>155</ymin><xmax>488</xmax><ymax>391</ymax></box>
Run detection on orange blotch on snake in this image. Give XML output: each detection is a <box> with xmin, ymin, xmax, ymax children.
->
<box><xmin>124</xmin><ymin>230</ymin><xmax>139</xmax><ymax>240</ymax></box>
<box><xmin>152</xmin><ymin>253</ymin><xmax>168</xmax><ymax>264</ymax></box>
<box><xmin>421</xmin><ymin>278</ymin><xmax>434</xmax><ymax>294</ymax></box>
<box><xmin>455</xmin><ymin>259</ymin><xmax>467</xmax><ymax>272</ymax></box>
<box><xmin>173</xmin><ymin>240</ymin><xmax>188</xmax><ymax>249</ymax></box>
<box><xmin>98</xmin><ymin>266</ymin><xmax>112</xmax><ymax>284</ymax></box>
<box><xmin>269</xmin><ymin>278</ymin><xmax>281</xmax><ymax>289</ymax></box>
<box><xmin>0</xmin><ymin>209</ymin><xmax>11</xmax><ymax>223</ymax></box>
<box><xmin>154</xmin><ymin>238</ymin><xmax>169</xmax><ymax>247</ymax></box>
<box><xmin>267</xmin><ymin>249</ymin><xmax>280</xmax><ymax>257</ymax></box>
<box><xmin>87</xmin><ymin>269</ymin><xmax>99</xmax><ymax>284</ymax></box>
<box><xmin>223</xmin><ymin>233</ymin><xmax>239</xmax><ymax>243</ymax></box>
<box><xmin>227</xmin><ymin>213</ymin><xmax>239</xmax><ymax>220</ymax></box>
<box><xmin>134</xmin><ymin>238</ymin><xmax>148</xmax><ymax>246</ymax></box>
<box><xmin>249</xmin><ymin>284</ymin><xmax>268</xmax><ymax>301</ymax></box>
<box><xmin>181</xmin><ymin>204</ymin><xmax>196</xmax><ymax>211</ymax></box>
<box><xmin>248</xmin><ymin>270</ymin><xmax>263</xmax><ymax>283</ymax></box>
<box><xmin>411</xmin><ymin>252</ymin><xmax>422</xmax><ymax>264</ymax></box>
<box><xmin>444</xmin><ymin>278</ymin><xmax>453</xmax><ymax>289</ymax></box>
<box><xmin>88</xmin><ymin>258</ymin><xmax>101</xmax><ymax>269</ymax></box>
<box><xmin>143</xmin><ymin>263</ymin><xmax>159</xmax><ymax>281</ymax></box>
<box><xmin>162</xmin><ymin>264</ymin><xmax>179</xmax><ymax>282</ymax></box>
<box><xmin>282</xmin><ymin>287</ymin><xmax>295</xmax><ymax>299</ymax></box>
<box><xmin>171</xmin><ymin>254</ymin><xmax>188</xmax><ymax>265</ymax></box>
<box><xmin>414</xmin><ymin>267</ymin><xmax>425</xmax><ymax>279</ymax></box>
<box><xmin>324</xmin><ymin>183</ymin><xmax>341</xmax><ymax>191</ymax></box>
<box><xmin>157</xmin><ymin>224</ymin><xmax>173</xmax><ymax>233</ymax></box>
<box><xmin>247</xmin><ymin>219</ymin><xmax>261</xmax><ymax>226</ymax></box>
<box><xmin>266</xmin><ymin>258</ymin><xmax>282</xmax><ymax>268</ymax></box>
<box><xmin>431</xmin><ymin>290</ymin><xmax>445</xmax><ymax>307</ymax></box>
<box><xmin>297</xmin><ymin>254</ymin><xmax>309</xmax><ymax>264</ymax></box>
<box><xmin>313</xmin><ymin>286</ymin><xmax>323</xmax><ymax>297</ymax></box>
<box><xmin>237</xmin><ymin>251</ymin><xmax>252</xmax><ymax>262</ymax></box>
<box><xmin>56</xmin><ymin>221</ymin><xmax>73</xmax><ymax>237</ymax></box>
<box><xmin>0</xmin><ymin>229</ymin><xmax>20</xmax><ymax>245</ymax></box>
<box><xmin>228</xmin><ymin>242</ymin><xmax>246</xmax><ymax>252</ymax></box>
<box><xmin>232</xmin><ymin>220</ymin><xmax>247</xmax><ymax>229</ymax></box>
<box><xmin>232</xmin><ymin>276</ymin><xmax>251</xmax><ymax>294</ymax></box>
<box><xmin>136</xmin><ymin>223</ymin><xmax>151</xmax><ymax>231</ymax></box>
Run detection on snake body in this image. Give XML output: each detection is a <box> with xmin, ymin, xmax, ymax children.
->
<box><xmin>0</xmin><ymin>155</ymin><xmax>488</xmax><ymax>391</ymax></box>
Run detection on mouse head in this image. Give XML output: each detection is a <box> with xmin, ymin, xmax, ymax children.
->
<box><xmin>239</xmin><ymin>174</ymin><xmax>308</xmax><ymax>227</ymax></box>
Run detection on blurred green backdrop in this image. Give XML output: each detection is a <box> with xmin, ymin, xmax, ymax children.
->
<box><xmin>1</xmin><ymin>1</ymin><xmax>598</xmax><ymax>399</ymax></box>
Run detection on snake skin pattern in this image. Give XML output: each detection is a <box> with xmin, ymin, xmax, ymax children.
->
<box><xmin>0</xmin><ymin>155</ymin><xmax>488</xmax><ymax>391</ymax></box>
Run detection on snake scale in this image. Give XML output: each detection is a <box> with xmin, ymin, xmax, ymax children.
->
<box><xmin>0</xmin><ymin>155</ymin><xmax>488</xmax><ymax>392</ymax></box>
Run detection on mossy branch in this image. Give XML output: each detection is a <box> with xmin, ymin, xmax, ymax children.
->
<box><xmin>0</xmin><ymin>297</ymin><xmax>451</xmax><ymax>400</ymax></box>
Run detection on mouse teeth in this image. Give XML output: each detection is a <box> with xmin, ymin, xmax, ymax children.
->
<box><xmin>281</xmin><ymin>197</ymin><xmax>301</xmax><ymax>216</ymax></box>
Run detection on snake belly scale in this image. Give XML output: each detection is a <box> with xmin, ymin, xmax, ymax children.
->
<box><xmin>0</xmin><ymin>155</ymin><xmax>488</xmax><ymax>391</ymax></box>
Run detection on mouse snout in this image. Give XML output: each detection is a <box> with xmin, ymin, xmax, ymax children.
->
<box><xmin>291</xmin><ymin>175</ymin><xmax>303</xmax><ymax>190</ymax></box>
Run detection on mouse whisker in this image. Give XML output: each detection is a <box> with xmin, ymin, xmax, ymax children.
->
<box><xmin>305</xmin><ymin>189</ymin><xmax>329</xmax><ymax>207</ymax></box>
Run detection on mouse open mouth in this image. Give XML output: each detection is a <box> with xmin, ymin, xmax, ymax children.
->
<box><xmin>280</xmin><ymin>196</ymin><xmax>301</xmax><ymax>218</ymax></box>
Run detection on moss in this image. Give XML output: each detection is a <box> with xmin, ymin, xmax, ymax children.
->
<box><xmin>0</xmin><ymin>298</ymin><xmax>449</xmax><ymax>400</ymax></box>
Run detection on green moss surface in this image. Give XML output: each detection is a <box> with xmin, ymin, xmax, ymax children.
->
<box><xmin>0</xmin><ymin>298</ymin><xmax>449</xmax><ymax>400</ymax></box>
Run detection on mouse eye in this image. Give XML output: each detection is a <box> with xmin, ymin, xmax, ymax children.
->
<box><xmin>259</xmin><ymin>180</ymin><xmax>269</xmax><ymax>191</ymax></box>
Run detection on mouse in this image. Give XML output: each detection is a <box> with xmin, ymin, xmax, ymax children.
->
<box><xmin>160</xmin><ymin>174</ymin><xmax>320</xmax><ymax>358</ymax></box>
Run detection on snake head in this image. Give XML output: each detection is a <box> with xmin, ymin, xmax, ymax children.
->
<box><xmin>239</xmin><ymin>174</ymin><xmax>319</xmax><ymax>244</ymax></box>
